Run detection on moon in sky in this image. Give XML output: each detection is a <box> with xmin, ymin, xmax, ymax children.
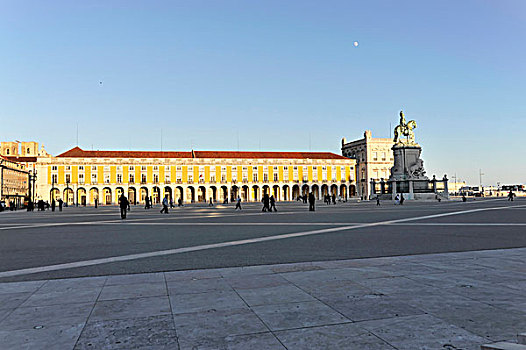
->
<box><xmin>353</xmin><ymin>41</ymin><xmax>359</xmax><ymax>47</ymax></box>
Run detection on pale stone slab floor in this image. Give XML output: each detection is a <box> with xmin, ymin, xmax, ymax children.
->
<box><xmin>0</xmin><ymin>248</ymin><xmax>525</xmax><ymax>350</ymax></box>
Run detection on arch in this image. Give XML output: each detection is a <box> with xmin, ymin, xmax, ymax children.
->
<box><xmin>115</xmin><ymin>187</ymin><xmax>125</xmax><ymax>202</ymax></box>
<box><xmin>50</xmin><ymin>188</ymin><xmax>60</xmax><ymax>202</ymax></box>
<box><xmin>282</xmin><ymin>185</ymin><xmax>290</xmax><ymax>201</ymax></box>
<box><xmin>252</xmin><ymin>185</ymin><xmax>260</xmax><ymax>201</ymax></box>
<box><xmin>349</xmin><ymin>184</ymin><xmax>356</xmax><ymax>197</ymax></box>
<box><xmin>330</xmin><ymin>184</ymin><xmax>338</xmax><ymax>196</ymax></box>
<box><xmin>175</xmin><ymin>186</ymin><xmax>184</xmax><ymax>201</ymax></box>
<box><xmin>321</xmin><ymin>184</ymin><xmax>329</xmax><ymax>197</ymax></box>
<box><xmin>301</xmin><ymin>184</ymin><xmax>309</xmax><ymax>197</ymax></box>
<box><xmin>210</xmin><ymin>186</ymin><xmax>217</xmax><ymax>201</ymax></box>
<box><xmin>221</xmin><ymin>185</ymin><xmax>228</xmax><ymax>202</ymax></box>
<box><xmin>272</xmin><ymin>185</ymin><xmax>280</xmax><ymax>200</ymax></box>
<box><xmin>89</xmin><ymin>187</ymin><xmax>99</xmax><ymax>205</ymax></box>
<box><xmin>262</xmin><ymin>185</ymin><xmax>270</xmax><ymax>196</ymax></box>
<box><xmin>102</xmin><ymin>187</ymin><xmax>112</xmax><ymax>205</ymax></box>
<box><xmin>292</xmin><ymin>185</ymin><xmax>300</xmax><ymax>200</ymax></box>
<box><xmin>340</xmin><ymin>184</ymin><xmax>347</xmax><ymax>199</ymax></box>
<box><xmin>128</xmin><ymin>187</ymin><xmax>137</xmax><ymax>205</ymax></box>
<box><xmin>198</xmin><ymin>186</ymin><xmax>207</xmax><ymax>202</ymax></box>
<box><xmin>164</xmin><ymin>186</ymin><xmax>172</xmax><ymax>201</ymax></box>
<box><xmin>63</xmin><ymin>188</ymin><xmax>74</xmax><ymax>205</ymax></box>
<box><xmin>241</xmin><ymin>185</ymin><xmax>250</xmax><ymax>202</ymax></box>
<box><xmin>77</xmin><ymin>187</ymin><xmax>87</xmax><ymax>206</ymax></box>
<box><xmin>140</xmin><ymin>187</ymin><xmax>149</xmax><ymax>203</ymax></box>
<box><xmin>231</xmin><ymin>185</ymin><xmax>239</xmax><ymax>202</ymax></box>
<box><xmin>186</xmin><ymin>186</ymin><xmax>195</xmax><ymax>203</ymax></box>
<box><xmin>152</xmin><ymin>186</ymin><xmax>161</xmax><ymax>204</ymax></box>
<box><xmin>311</xmin><ymin>184</ymin><xmax>320</xmax><ymax>200</ymax></box>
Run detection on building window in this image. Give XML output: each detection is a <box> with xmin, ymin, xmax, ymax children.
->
<box><xmin>91</xmin><ymin>173</ymin><xmax>97</xmax><ymax>183</ymax></box>
<box><xmin>65</xmin><ymin>166</ymin><xmax>71</xmax><ymax>171</ymax></box>
<box><xmin>273</xmin><ymin>166</ymin><xmax>278</xmax><ymax>181</ymax></box>
<box><xmin>341</xmin><ymin>166</ymin><xmax>346</xmax><ymax>181</ymax></box>
<box><xmin>117</xmin><ymin>174</ymin><xmax>122</xmax><ymax>183</ymax></box>
<box><xmin>142</xmin><ymin>174</ymin><xmax>147</xmax><ymax>183</ymax></box>
<box><xmin>242</xmin><ymin>167</ymin><xmax>248</xmax><ymax>182</ymax></box>
<box><xmin>153</xmin><ymin>165</ymin><xmax>158</xmax><ymax>171</ymax></box>
<box><xmin>141</xmin><ymin>166</ymin><xmax>146</xmax><ymax>171</ymax></box>
<box><xmin>188</xmin><ymin>167</ymin><xmax>193</xmax><ymax>182</ymax></box>
<box><xmin>79</xmin><ymin>166</ymin><xmax>84</xmax><ymax>171</ymax></box>
<box><xmin>165</xmin><ymin>174</ymin><xmax>170</xmax><ymax>183</ymax></box>
<box><xmin>302</xmin><ymin>166</ymin><xmax>308</xmax><ymax>181</ymax></box>
<box><xmin>104</xmin><ymin>166</ymin><xmax>110</xmax><ymax>172</ymax></box>
<box><xmin>283</xmin><ymin>166</ymin><xmax>289</xmax><ymax>181</ymax></box>
<box><xmin>92</xmin><ymin>166</ymin><xmax>97</xmax><ymax>171</ymax></box>
<box><xmin>232</xmin><ymin>166</ymin><xmax>237</xmax><ymax>182</ymax></box>
<box><xmin>210</xmin><ymin>167</ymin><xmax>216</xmax><ymax>182</ymax></box>
<box><xmin>116</xmin><ymin>166</ymin><xmax>122</xmax><ymax>171</ymax></box>
<box><xmin>52</xmin><ymin>166</ymin><xmax>58</xmax><ymax>171</ymax></box>
<box><xmin>65</xmin><ymin>174</ymin><xmax>71</xmax><ymax>183</ymax></box>
<box><xmin>176</xmin><ymin>166</ymin><xmax>182</xmax><ymax>182</ymax></box>
<box><xmin>332</xmin><ymin>166</ymin><xmax>337</xmax><ymax>181</ymax></box>
<box><xmin>79</xmin><ymin>173</ymin><xmax>84</xmax><ymax>184</ymax></box>
<box><xmin>52</xmin><ymin>174</ymin><xmax>58</xmax><ymax>183</ymax></box>
<box><xmin>382</xmin><ymin>152</ymin><xmax>386</xmax><ymax>161</ymax></box>
<box><xmin>293</xmin><ymin>166</ymin><xmax>298</xmax><ymax>181</ymax></box>
<box><xmin>104</xmin><ymin>173</ymin><xmax>110</xmax><ymax>184</ymax></box>
<box><xmin>221</xmin><ymin>166</ymin><xmax>227</xmax><ymax>182</ymax></box>
<box><xmin>199</xmin><ymin>166</ymin><xmax>205</xmax><ymax>183</ymax></box>
<box><xmin>313</xmin><ymin>166</ymin><xmax>318</xmax><ymax>181</ymax></box>
<box><xmin>373</xmin><ymin>152</ymin><xmax>378</xmax><ymax>161</ymax></box>
<box><xmin>153</xmin><ymin>173</ymin><xmax>159</xmax><ymax>183</ymax></box>
<box><xmin>129</xmin><ymin>166</ymin><xmax>134</xmax><ymax>171</ymax></box>
<box><xmin>322</xmin><ymin>166</ymin><xmax>327</xmax><ymax>181</ymax></box>
<box><xmin>129</xmin><ymin>173</ymin><xmax>135</xmax><ymax>183</ymax></box>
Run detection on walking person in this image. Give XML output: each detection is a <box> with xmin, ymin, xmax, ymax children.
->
<box><xmin>376</xmin><ymin>196</ymin><xmax>380</xmax><ymax>206</ymax></box>
<box><xmin>178</xmin><ymin>197</ymin><xmax>183</xmax><ymax>207</ymax></box>
<box><xmin>308</xmin><ymin>192</ymin><xmax>315</xmax><ymax>211</ymax></box>
<box><xmin>94</xmin><ymin>198</ymin><xmax>98</xmax><ymax>208</ymax></box>
<box><xmin>144</xmin><ymin>196</ymin><xmax>150</xmax><ymax>209</ymax></box>
<box><xmin>119</xmin><ymin>193</ymin><xmax>129</xmax><ymax>219</ymax></box>
<box><xmin>332</xmin><ymin>193</ymin><xmax>336</xmax><ymax>205</ymax></box>
<box><xmin>235</xmin><ymin>196</ymin><xmax>242</xmax><ymax>210</ymax></box>
<box><xmin>269</xmin><ymin>195</ymin><xmax>277</xmax><ymax>212</ymax></box>
<box><xmin>400</xmin><ymin>194</ymin><xmax>405</xmax><ymax>205</ymax></box>
<box><xmin>51</xmin><ymin>199</ymin><xmax>56</xmax><ymax>212</ymax></box>
<box><xmin>209</xmin><ymin>197</ymin><xmax>214</xmax><ymax>207</ymax></box>
<box><xmin>160</xmin><ymin>195</ymin><xmax>169</xmax><ymax>214</ymax></box>
<box><xmin>58</xmin><ymin>199</ymin><xmax>63</xmax><ymax>211</ymax></box>
<box><xmin>394</xmin><ymin>194</ymin><xmax>400</xmax><ymax>205</ymax></box>
<box><xmin>262</xmin><ymin>193</ymin><xmax>270</xmax><ymax>212</ymax></box>
<box><xmin>508</xmin><ymin>190</ymin><xmax>514</xmax><ymax>201</ymax></box>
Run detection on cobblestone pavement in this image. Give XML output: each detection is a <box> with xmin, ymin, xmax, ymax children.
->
<box><xmin>1</xmin><ymin>247</ymin><xmax>525</xmax><ymax>350</ymax></box>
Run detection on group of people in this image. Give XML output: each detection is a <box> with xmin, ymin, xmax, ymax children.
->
<box><xmin>261</xmin><ymin>193</ymin><xmax>277</xmax><ymax>212</ymax></box>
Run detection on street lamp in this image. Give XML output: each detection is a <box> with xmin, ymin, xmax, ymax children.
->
<box><xmin>65</xmin><ymin>178</ymin><xmax>70</xmax><ymax>207</ymax></box>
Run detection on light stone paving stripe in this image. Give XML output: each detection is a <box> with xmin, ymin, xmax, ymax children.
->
<box><xmin>0</xmin><ymin>210</ymin><xmax>307</xmax><ymax>231</ymax></box>
<box><xmin>0</xmin><ymin>204</ymin><xmax>524</xmax><ymax>279</ymax></box>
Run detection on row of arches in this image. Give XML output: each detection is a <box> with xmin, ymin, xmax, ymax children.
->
<box><xmin>49</xmin><ymin>184</ymin><xmax>356</xmax><ymax>205</ymax></box>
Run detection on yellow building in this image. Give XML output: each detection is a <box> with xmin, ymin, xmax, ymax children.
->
<box><xmin>36</xmin><ymin>147</ymin><xmax>357</xmax><ymax>205</ymax></box>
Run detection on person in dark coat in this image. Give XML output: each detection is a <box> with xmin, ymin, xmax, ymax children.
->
<box><xmin>119</xmin><ymin>194</ymin><xmax>129</xmax><ymax>219</ymax></box>
<box><xmin>262</xmin><ymin>193</ymin><xmax>270</xmax><ymax>212</ymax></box>
<box><xmin>269</xmin><ymin>195</ymin><xmax>277</xmax><ymax>212</ymax></box>
<box><xmin>58</xmin><ymin>199</ymin><xmax>63</xmax><ymax>211</ymax></box>
<box><xmin>308</xmin><ymin>192</ymin><xmax>315</xmax><ymax>211</ymax></box>
<box><xmin>51</xmin><ymin>199</ymin><xmax>56</xmax><ymax>212</ymax></box>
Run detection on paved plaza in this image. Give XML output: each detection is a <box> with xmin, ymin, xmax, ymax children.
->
<box><xmin>0</xmin><ymin>198</ymin><xmax>525</xmax><ymax>349</ymax></box>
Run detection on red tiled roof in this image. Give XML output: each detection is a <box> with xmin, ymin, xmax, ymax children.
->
<box><xmin>3</xmin><ymin>156</ymin><xmax>37</xmax><ymax>163</ymax></box>
<box><xmin>56</xmin><ymin>147</ymin><xmax>347</xmax><ymax>160</ymax></box>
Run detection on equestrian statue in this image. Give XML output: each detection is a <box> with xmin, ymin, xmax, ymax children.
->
<box><xmin>393</xmin><ymin>111</ymin><xmax>417</xmax><ymax>145</ymax></box>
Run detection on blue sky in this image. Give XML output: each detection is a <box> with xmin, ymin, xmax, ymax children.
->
<box><xmin>1</xmin><ymin>0</ymin><xmax>525</xmax><ymax>185</ymax></box>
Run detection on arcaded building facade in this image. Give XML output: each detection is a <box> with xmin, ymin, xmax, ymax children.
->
<box><xmin>36</xmin><ymin>147</ymin><xmax>357</xmax><ymax>205</ymax></box>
